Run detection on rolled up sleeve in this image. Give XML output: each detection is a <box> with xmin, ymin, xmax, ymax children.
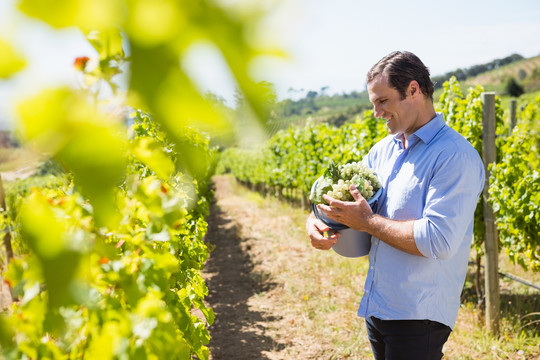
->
<box><xmin>413</xmin><ymin>151</ymin><xmax>485</xmax><ymax>259</ymax></box>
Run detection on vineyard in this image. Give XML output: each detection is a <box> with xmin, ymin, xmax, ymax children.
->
<box><xmin>219</xmin><ymin>78</ymin><xmax>540</xmax><ymax>273</ymax></box>
<box><xmin>0</xmin><ymin>0</ymin><xmax>540</xmax><ymax>359</ymax></box>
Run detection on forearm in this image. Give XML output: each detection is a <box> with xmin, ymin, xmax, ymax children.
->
<box><xmin>317</xmin><ymin>187</ymin><xmax>423</xmax><ymax>256</ymax></box>
<box><xmin>364</xmin><ymin>215</ymin><xmax>422</xmax><ymax>256</ymax></box>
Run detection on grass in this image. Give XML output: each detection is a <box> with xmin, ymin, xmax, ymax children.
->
<box><xmin>221</xmin><ymin>175</ymin><xmax>540</xmax><ymax>359</ymax></box>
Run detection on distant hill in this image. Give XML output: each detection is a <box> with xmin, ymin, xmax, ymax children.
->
<box><xmin>431</xmin><ymin>53</ymin><xmax>526</xmax><ymax>90</ymax></box>
<box><xmin>463</xmin><ymin>55</ymin><xmax>540</xmax><ymax>93</ymax></box>
<box><xmin>269</xmin><ymin>52</ymin><xmax>540</xmax><ymax>131</ymax></box>
<box><xmin>270</xmin><ymin>91</ymin><xmax>370</xmax><ymax>130</ymax></box>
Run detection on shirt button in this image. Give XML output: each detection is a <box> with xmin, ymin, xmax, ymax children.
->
<box><xmin>370</xmin><ymin>266</ymin><xmax>374</xmax><ymax>270</ymax></box>
<box><xmin>394</xmin><ymin>170</ymin><xmax>398</xmax><ymax>174</ymax></box>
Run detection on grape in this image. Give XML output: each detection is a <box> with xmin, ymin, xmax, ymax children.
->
<box><xmin>310</xmin><ymin>160</ymin><xmax>381</xmax><ymax>204</ymax></box>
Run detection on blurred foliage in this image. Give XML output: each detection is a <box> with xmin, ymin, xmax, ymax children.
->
<box><xmin>17</xmin><ymin>87</ymin><xmax>127</xmax><ymax>228</ymax></box>
<box><xmin>0</xmin><ymin>38</ymin><xmax>26</xmax><ymax>79</ymax></box>
<box><xmin>0</xmin><ymin>108</ymin><xmax>217</xmax><ymax>358</ymax></box>
<box><xmin>0</xmin><ymin>0</ymin><xmax>280</xmax><ymax>358</ymax></box>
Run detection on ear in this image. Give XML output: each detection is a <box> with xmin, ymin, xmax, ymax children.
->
<box><xmin>408</xmin><ymin>80</ymin><xmax>422</xmax><ymax>99</ymax></box>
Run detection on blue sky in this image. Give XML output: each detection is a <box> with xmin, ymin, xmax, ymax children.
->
<box><xmin>186</xmin><ymin>0</ymin><xmax>540</xmax><ymax>102</ymax></box>
<box><xmin>1</xmin><ymin>0</ymin><xmax>540</xmax><ymax>126</ymax></box>
<box><xmin>242</xmin><ymin>0</ymin><xmax>540</xmax><ymax>98</ymax></box>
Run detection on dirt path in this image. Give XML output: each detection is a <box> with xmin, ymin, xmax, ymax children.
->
<box><xmin>0</xmin><ymin>164</ymin><xmax>37</xmax><ymax>182</ymax></box>
<box><xmin>202</xmin><ymin>175</ymin><xmax>372</xmax><ymax>360</ymax></box>
<box><xmin>202</xmin><ymin>211</ymin><xmax>281</xmax><ymax>358</ymax></box>
<box><xmin>202</xmin><ymin>176</ymin><xmax>284</xmax><ymax>359</ymax></box>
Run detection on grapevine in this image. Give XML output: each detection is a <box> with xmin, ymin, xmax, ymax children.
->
<box><xmin>221</xmin><ymin>77</ymin><xmax>540</xmax><ymax>274</ymax></box>
<box><xmin>488</xmin><ymin>97</ymin><xmax>540</xmax><ymax>271</ymax></box>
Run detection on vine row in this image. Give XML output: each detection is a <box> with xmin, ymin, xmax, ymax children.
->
<box><xmin>219</xmin><ymin>77</ymin><xmax>540</xmax><ymax>272</ymax></box>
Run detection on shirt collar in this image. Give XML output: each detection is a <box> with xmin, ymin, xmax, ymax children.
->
<box><xmin>393</xmin><ymin>112</ymin><xmax>445</xmax><ymax>146</ymax></box>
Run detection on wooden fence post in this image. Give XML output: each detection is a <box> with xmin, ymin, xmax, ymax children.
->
<box><xmin>509</xmin><ymin>99</ymin><xmax>517</xmax><ymax>135</ymax></box>
<box><xmin>481</xmin><ymin>92</ymin><xmax>500</xmax><ymax>335</ymax></box>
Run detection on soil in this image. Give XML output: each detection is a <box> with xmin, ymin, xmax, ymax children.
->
<box><xmin>202</xmin><ymin>175</ymin><xmax>287</xmax><ymax>359</ymax></box>
<box><xmin>0</xmin><ymin>280</ymin><xmax>12</xmax><ymax>311</ymax></box>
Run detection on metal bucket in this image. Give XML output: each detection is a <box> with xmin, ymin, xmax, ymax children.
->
<box><xmin>310</xmin><ymin>177</ymin><xmax>383</xmax><ymax>258</ymax></box>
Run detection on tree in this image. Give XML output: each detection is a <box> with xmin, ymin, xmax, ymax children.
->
<box><xmin>320</xmin><ymin>86</ymin><xmax>329</xmax><ymax>96</ymax></box>
<box><xmin>504</xmin><ymin>77</ymin><xmax>524</xmax><ymax>97</ymax></box>
<box><xmin>306</xmin><ymin>90</ymin><xmax>318</xmax><ymax>111</ymax></box>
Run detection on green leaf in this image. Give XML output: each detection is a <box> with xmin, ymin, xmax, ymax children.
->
<box><xmin>323</xmin><ymin>161</ymin><xmax>340</xmax><ymax>181</ymax></box>
<box><xmin>19</xmin><ymin>192</ymin><xmax>83</xmax><ymax>310</ymax></box>
<box><xmin>85</xmin><ymin>28</ymin><xmax>124</xmax><ymax>60</ymax></box>
<box><xmin>0</xmin><ymin>39</ymin><xmax>26</xmax><ymax>79</ymax></box>
<box><xmin>310</xmin><ymin>177</ymin><xmax>332</xmax><ymax>205</ymax></box>
<box><xmin>0</xmin><ymin>315</ymin><xmax>15</xmax><ymax>348</ymax></box>
<box><xmin>17</xmin><ymin>88</ymin><xmax>127</xmax><ymax>227</ymax></box>
<box><xmin>131</xmin><ymin>137</ymin><xmax>175</xmax><ymax>180</ymax></box>
<box><xmin>124</xmin><ymin>0</ymin><xmax>186</xmax><ymax>46</ymax></box>
<box><xmin>18</xmin><ymin>0</ymin><xmax>123</xmax><ymax>30</ymax></box>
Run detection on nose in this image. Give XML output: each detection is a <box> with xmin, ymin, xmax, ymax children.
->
<box><xmin>373</xmin><ymin>104</ymin><xmax>384</xmax><ymax>118</ymax></box>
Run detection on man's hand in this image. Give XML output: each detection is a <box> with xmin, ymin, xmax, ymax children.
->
<box><xmin>305</xmin><ymin>212</ymin><xmax>340</xmax><ymax>250</ymax></box>
<box><xmin>319</xmin><ymin>184</ymin><xmax>422</xmax><ymax>256</ymax></box>
<box><xmin>317</xmin><ymin>184</ymin><xmax>374</xmax><ymax>232</ymax></box>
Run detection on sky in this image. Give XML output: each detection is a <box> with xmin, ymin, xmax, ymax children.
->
<box><xmin>1</xmin><ymin>0</ymin><xmax>540</xmax><ymax>127</ymax></box>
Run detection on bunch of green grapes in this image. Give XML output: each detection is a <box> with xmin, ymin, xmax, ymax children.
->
<box><xmin>310</xmin><ymin>161</ymin><xmax>381</xmax><ymax>204</ymax></box>
<box><xmin>325</xmin><ymin>176</ymin><xmax>376</xmax><ymax>201</ymax></box>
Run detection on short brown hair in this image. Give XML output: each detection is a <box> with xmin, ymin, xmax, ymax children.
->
<box><xmin>366</xmin><ymin>51</ymin><xmax>434</xmax><ymax>101</ymax></box>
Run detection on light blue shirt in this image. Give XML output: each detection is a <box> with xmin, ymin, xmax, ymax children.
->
<box><xmin>358</xmin><ymin>113</ymin><xmax>485</xmax><ymax>329</ymax></box>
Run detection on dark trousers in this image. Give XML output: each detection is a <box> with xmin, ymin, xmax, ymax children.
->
<box><xmin>365</xmin><ymin>316</ymin><xmax>452</xmax><ymax>360</ymax></box>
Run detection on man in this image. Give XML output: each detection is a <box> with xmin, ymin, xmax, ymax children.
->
<box><xmin>305</xmin><ymin>51</ymin><xmax>485</xmax><ymax>359</ymax></box>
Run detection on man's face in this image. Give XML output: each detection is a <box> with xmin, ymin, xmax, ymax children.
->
<box><xmin>367</xmin><ymin>74</ymin><xmax>415</xmax><ymax>135</ymax></box>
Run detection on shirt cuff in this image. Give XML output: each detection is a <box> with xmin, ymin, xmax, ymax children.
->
<box><xmin>413</xmin><ymin>218</ymin><xmax>433</xmax><ymax>258</ymax></box>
